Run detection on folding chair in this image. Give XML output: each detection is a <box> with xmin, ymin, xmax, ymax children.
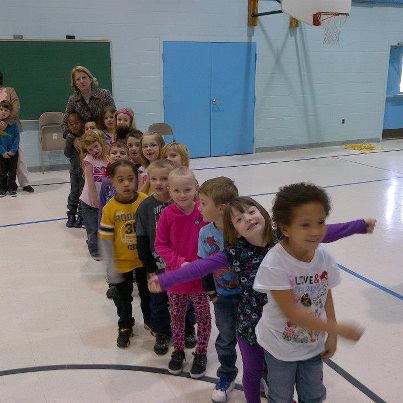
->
<box><xmin>38</xmin><ymin>112</ymin><xmax>65</xmax><ymax>173</ymax></box>
<box><xmin>148</xmin><ymin>123</ymin><xmax>176</xmax><ymax>143</ymax></box>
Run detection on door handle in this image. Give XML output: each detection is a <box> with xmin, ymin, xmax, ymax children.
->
<box><xmin>212</xmin><ymin>98</ymin><xmax>219</xmax><ymax>105</ymax></box>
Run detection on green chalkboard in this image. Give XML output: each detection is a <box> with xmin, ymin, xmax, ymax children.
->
<box><xmin>0</xmin><ymin>40</ymin><xmax>112</xmax><ymax>120</ymax></box>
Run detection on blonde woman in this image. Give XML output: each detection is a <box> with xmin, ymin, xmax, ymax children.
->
<box><xmin>62</xmin><ymin>65</ymin><xmax>115</xmax><ymax>138</ymax></box>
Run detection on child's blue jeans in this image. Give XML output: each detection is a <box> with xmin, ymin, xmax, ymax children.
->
<box><xmin>264</xmin><ymin>350</ymin><xmax>326</xmax><ymax>403</ymax></box>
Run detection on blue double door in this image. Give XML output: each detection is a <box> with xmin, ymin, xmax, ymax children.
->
<box><xmin>163</xmin><ymin>41</ymin><xmax>256</xmax><ymax>158</ymax></box>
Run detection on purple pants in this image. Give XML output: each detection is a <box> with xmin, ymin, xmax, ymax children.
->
<box><xmin>168</xmin><ymin>291</ymin><xmax>211</xmax><ymax>355</ymax></box>
<box><xmin>237</xmin><ymin>335</ymin><xmax>265</xmax><ymax>403</ymax></box>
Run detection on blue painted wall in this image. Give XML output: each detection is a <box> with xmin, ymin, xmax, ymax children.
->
<box><xmin>0</xmin><ymin>1</ymin><xmax>402</xmax><ymax>167</ymax></box>
<box><xmin>383</xmin><ymin>46</ymin><xmax>403</xmax><ymax>129</ymax></box>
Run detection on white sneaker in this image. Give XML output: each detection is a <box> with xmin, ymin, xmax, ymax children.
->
<box><xmin>212</xmin><ymin>378</ymin><xmax>236</xmax><ymax>403</ymax></box>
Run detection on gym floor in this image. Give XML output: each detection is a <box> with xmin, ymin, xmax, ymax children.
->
<box><xmin>1</xmin><ymin>140</ymin><xmax>401</xmax><ymax>402</ymax></box>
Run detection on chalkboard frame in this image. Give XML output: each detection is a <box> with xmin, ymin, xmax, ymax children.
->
<box><xmin>0</xmin><ymin>39</ymin><xmax>112</xmax><ymax>120</ymax></box>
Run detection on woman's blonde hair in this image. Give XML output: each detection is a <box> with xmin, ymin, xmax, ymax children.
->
<box><xmin>139</xmin><ymin>131</ymin><xmax>165</xmax><ymax>167</ymax></box>
<box><xmin>80</xmin><ymin>129</ymin><xmax>109</xmax><ymax>162</ymax></box>
<box><xmin>223</xmin><ymin>196</ymin><xmax>276</xmax><ymax>248</ymax></box>
<box><xmin>71</xmin><ymin>66</ymin><xmax>99</xmax><ymax>92</ymax></box>
<box><xmin>160</xmin><ymin>142</ymin><xmax>190</xmax><ymax>167</ymax></box>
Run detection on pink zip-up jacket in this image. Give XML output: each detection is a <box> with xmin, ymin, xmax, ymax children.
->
<box><xmin>154</xmin><ymin>201</ymin><xmax>207</xmax><ymax>293</ymax></box>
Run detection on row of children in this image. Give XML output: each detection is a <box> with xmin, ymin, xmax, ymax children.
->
<box><xmin>0</xmin><ymin>100</ymin><xmax>20</xmax><ymax>197</ymax></box>
<box><xmin>93</xmin><ymin>152</ymin><xmax>375</xmax><ymax>402</ymax></box>
<box><xmin>63</xmin><ymin>107</ymin><xmax>376</xmax><ymax>402</ymax></box>
<box><xmin>63</xmin><ymin>106</ymin><xmax>187</xmax><ymax>259</ymax></box>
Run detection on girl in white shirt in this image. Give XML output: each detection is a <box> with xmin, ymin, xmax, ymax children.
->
<box><xmin>254</xmin><ymin>182</ymin><xmax>364</xmax><ymax>403</ymax></box>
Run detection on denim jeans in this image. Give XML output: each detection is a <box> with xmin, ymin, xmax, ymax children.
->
<box><xmin>67</xmin><ymin>170</ymin><xmax>84</xmax><ymax>217</ymax></box>
<box><xmin>149</xmin><ymin>290</ymin><xmax>196</xmax><ymax>337</ymax></box>
<box><xmin>81</xmin><ymin>201</ymin><xmax>99</xmax><ymax>255</ymax></box>
<box><xmin>214</xmin><ymin>293</ymin><xmax>240</xmax><ymax>381</ymax></box>
<box><xmin>264</xmin><ymin>350</ymin><xmax>326</xmax><ymax>403</ymax></box>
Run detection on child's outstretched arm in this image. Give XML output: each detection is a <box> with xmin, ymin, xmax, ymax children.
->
<box><xmin>83</xmin><ymin>161</ymin><xmax>98</xmax><ymax>208</ymax></box>
<box><xmin>99</xmin><ymin>238</ymin><xmax>123</xmax><ymax>285</ymax></box>
<box><xmin>148</xmin><ymin>252</ymin><xmax>229</xmax><ymax>292</ymax></box>
<box><xmin>323</xmin><ymin>218</ymin><xmax>376</xmax><ymax>243</ymax></box>
<box><xmin>271</xmin><ymin>289</ymin><xmax>363</xmax><ymax>341</ymax></box>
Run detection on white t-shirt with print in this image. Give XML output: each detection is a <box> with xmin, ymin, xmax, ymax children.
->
<box><xmin>253</xmin><ymin>243</ymin><xmax>341</xmax><ymax>362</ymax></box>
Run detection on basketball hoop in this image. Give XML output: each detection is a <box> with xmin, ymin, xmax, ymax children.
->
<box><xmin>313</xmin><ymin>12</ymin><xmax>348</xmax><ymax>45</ymax></box>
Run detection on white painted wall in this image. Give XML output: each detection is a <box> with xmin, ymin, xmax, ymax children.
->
<box><xmin>1</xmin><ymin>0</ymin><xmax>402</xmax><ymax>167</ymax></box>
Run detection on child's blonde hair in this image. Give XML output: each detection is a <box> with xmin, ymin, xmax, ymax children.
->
<box><xmin>160</xmin><ymin>142</ymin><xmax>190</xmax><ymax>167</ymax></box>
<box><xmin>168</xmin><ymin>166</ymin><xmax>197</xmax><ymax>185</ymax></box>
<box><xmin>223</xmin><ymin>196</ymin><xmax>275</xmax><ymax>248</ymax></box>
<box><xmin>80</xmin><ymin>129</ymin><xmax>109</xmax><ymax>161</ymax></box>
<box><xmin>148</xmin><ymin>158</ymin><xmax>176</xmax><ymax>173</ymax></box>
<box><xmin>140</xmin><ymin>131</ymin><xmax>166</xmax><ymax>167</ymax></box>
<box><xmin>199</xmin><ymin>177</ymin><xmax>238</xmax><ymax>205</ymax></box>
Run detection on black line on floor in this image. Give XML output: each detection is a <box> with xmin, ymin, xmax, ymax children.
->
<box><xmin>324</xmin><ymin>359</ymin><xmax>386</xmax><ymax>403</ymax></box>
<box><xmin>0</xmin><ymin>361</ymin><xmax>386</xmax><ymax>401</ymax></box>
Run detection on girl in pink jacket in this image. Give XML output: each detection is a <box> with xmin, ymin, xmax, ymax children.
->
<box><xmin>155</xmin><ymin>166</ymin><xmax>211</xmax><ymax>379</ymax></box>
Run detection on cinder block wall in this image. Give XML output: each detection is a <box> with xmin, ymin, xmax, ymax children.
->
<box><xmin>1</xmin><ymin>1</ymin><xmax>401</xmax><ymax>167</ymax></box>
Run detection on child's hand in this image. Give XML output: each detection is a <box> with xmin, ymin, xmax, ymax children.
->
<box><xmin>148</xmin><ymin>274</ymin><xmax>162</xmax><ymax>293</ymax></box>
<box><xmin>181</xmin><ymin>261</ymin><xmax>189</xmax><ymax>267</ymax></box>
<box><xmin>2</xmin><ymin>152</ymin><xmax>10</xmax><ymax>158</ymax></box>
<box><xmin>321</xmin><ymin>333</ymin><xmax>337</xmax><ymax>359</ymax></box>
<box><xmin>336</xmin><ymin>322</ymin><xmax>364</xmax><ymax>341</ymax></box>
<box><xmin>364</xmin><ymin>218</ymin><xmax>376</xmax><ymax>233</ymax></box>
<box><xmin>0</xmin><ymin>121</ymin><xmax>6</xmax><ymax>131</ymax></box>
<box><xmin>7</xmin><ymin>151</ymin><xmax>14</xmax><ymax>157</ymax></box>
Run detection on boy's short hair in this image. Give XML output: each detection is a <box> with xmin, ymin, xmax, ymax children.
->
<box><xmin>110</xmin><ymin>140</ymin><xmax>128</xmax><ymax>151</ymax></box>
<box><xmin>148</xmin><ymin>158</ymin><xmax>176</xmax><ymax>173</ymax></box>
<box><xmin>0</xmin><ymin>100</ymin><xmax>13</xmax><ymax>112</ymax></box>
<box><xmin>199</xmin><ymin>176</ymin><xmax>238</xmax><ymax>205</ymax></box>
<box><xmin>126</xmin><ymin>128</ymin><xmax>143</xmax><ymax>140</ymax></box>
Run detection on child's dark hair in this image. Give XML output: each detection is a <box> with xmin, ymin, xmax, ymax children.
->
<box><xmin>223</xmin><ymin>196</ymin><xmax>275</xmax><ymax>248</ymax></box>
<box><xmin>67</xmin><ymin>111</ymin><xmax>82</xmax><ymax>121</ymax></box>
<box><xmin>126</xmin><ymin>128</ymin><xmax>143</xmax><ymax>140</ymax></box>
<box><xmin>107</xmin><ymin>159</ymin><xmax>138</xmax><ymax>178</ymax></box>
<box><xmin>272</xmin><ymin>182</ymin><xmax>331</xmax><ymax>238</ymax></box>
<box><xmin>110</xmin><ymin>140</ymin><xmax>128</xmax><ymax>152</ymax></box>
<box><xmin>0</xmin><ymin>100</ymin><xmax>13</xmax><ymax>112</ymax></box>
<box><xmin>199</xmin><ymin>177</ymin><xmax>238</xmax><ymax>205</ymax></box>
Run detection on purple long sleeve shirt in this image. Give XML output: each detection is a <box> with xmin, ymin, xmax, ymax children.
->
<box><xmin>158</xmin><ymin>219</ymin><xmax>367</xmax><ymax>291</ymax></box>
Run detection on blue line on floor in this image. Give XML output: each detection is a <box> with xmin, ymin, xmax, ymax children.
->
<box><xmin>0</xmin><ymin>217</ymin><xmax>65</xmax><ymax>228</ymax></box>
<box><xmin>338</xmin><ymin>264</ymin><xmax>403</xmax><ymax>301</ymax></box>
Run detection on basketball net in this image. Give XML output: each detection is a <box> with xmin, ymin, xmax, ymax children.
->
<box><xmin>313</xmin><ymin>12</ymin><xmax>348</xmax><ymax>45</ymax></box>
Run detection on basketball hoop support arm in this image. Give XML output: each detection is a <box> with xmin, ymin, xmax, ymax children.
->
<box><xmin>248</xmin><ymin>0</ymin><xmax>283</xmax><ymax>26</ymax></box>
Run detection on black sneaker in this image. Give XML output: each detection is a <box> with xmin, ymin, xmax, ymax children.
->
<box><xmin>8</xmin><ymin>190</ymin><xmax>17</xmax><ymax>197</ymax></box>
<box><xmin>22</xmin><ymin>185</ymin><xmax>34</xmax><ymax>193</ymax></box>
<box><xmin>106</xmin><ymin>285</ymin><xmax>118</xmax><ymax>299</ymax></box>
<box><xmin>66</xmin><ymin>215</ymin><xmax>76</xmax><ymax>228</ymax></box>
<box><xmin>185</xmin><ymin>326</ymin><xmax>196</xmax><ymax>349</ymax></box>
<box><xmin>168</xmin><ymin>350</ymin><xmax>185</xmax><ymax>375</ymax></box>
<box><xmin>116</xmin><ymin>327</ymin><xmax>133</xmax><ymax>348</ymax></box>
<box><xmin>90</xmin><ymin>251</ymin><xmax>102</xmax><ymax>261</ymax></box>
<box><xmin>0</xmin><ymin>189</ymin><xmax>7</xmax><ymax>197</ymax></box>
<box><xmin>190</xmin><ymin>353</ymin><xmax>207</xmax><ymax>379</ymax></box>
<box><xmin>74</xmin><ymin>216</ymin><xmax>83</xmax><ymax>228</ymax></box>
<box><xmin>154</xmin><ymin>334</ymin><xmax>170</xmax><ymax>355</ymax></box>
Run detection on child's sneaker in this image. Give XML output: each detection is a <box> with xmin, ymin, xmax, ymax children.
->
<box><xmin>66</xmin><ymin>215</ymin><xmax>76</xmax><ymax>228</ymax></box>
<box><xmin>168</xmin><ymin>350</ymin><xmax>185</xmax><ymax>375</ymax></box>
<box><xmin>74</xmin><ymin>216</ymin><xmax>83</xmax><ymax>228</ymax></box>
<box><xmin>189</xmin><ymin>352</ymin><xmax>207</xmax><ymax>379</ymax></box>
<box><xmin>0</xmin><ymin>190</ymin><xmax>6</xmax><ymax>197</ymax></box>
<box><xmin>90</xmin><ymin>251</ymin><xmax>102</xmax><ymax>261</ymax></box>
<box><xmin>116</xmin><ymin>327</ymin><xmax>133</xmax><ymax>348</ymax></box>
<box><xmin>185</xmin><ymin>326</ymin><xmax>196</xmax><ymax>349</ymax></box>
<box><xmin>8</xmin><ymin>190</ymin><xmax>17</xmax><ymax>197</ymax></box>
<box><xmin>212</xmin><ymin>378</ymin><xmax>236</xmax><ymax>403</ymax></box>
<box><xmin>154</xmin><ymin>334</ymin><xmax>170</xmax><ymax>355</ymax></box>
